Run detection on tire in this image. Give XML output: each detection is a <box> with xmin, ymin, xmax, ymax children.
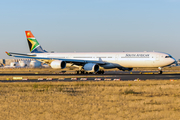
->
<box><xmin>158</xmin><ymin>71</ymin><xmax>163</xmax><ymax>74</ymax></box>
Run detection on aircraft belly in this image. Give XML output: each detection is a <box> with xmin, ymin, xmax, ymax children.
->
<box><xmin>116</xmin><ymin>60</ymin><xmax>154</xmax><ymax>68</ymax></box>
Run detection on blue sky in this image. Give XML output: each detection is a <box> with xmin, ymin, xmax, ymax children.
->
<box><xmin>1</xmin><ymin>0</ymin><xmax>180</xmax><ymax>59</ymax></box>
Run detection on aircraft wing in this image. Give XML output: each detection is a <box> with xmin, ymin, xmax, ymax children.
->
<box><xmin>6</xmin><ymin>52</ymin><xmax>106</xmax><ymax>65</ymax></box>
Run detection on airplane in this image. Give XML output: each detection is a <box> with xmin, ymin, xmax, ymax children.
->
<box><xmin>5</xmin><ymin>31</ymin><xmax>176</xmax><ymax>74</ymax></box>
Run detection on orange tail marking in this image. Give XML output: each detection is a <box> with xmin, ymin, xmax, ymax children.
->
<box><xmin>25</xmin><ymin>31</ymin><xmax>34</xmax><ymax>38</ymax></box>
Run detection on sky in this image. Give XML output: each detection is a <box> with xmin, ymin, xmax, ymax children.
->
<box><xmin>1</xmin><ymin>0</ymin><xmax>180</xmax><ymax>59</ymax></box>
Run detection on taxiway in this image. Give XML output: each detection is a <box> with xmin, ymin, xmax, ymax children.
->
<box><xmin>0</xmin><ymin>73</ymin><xmax>180</xmax><ymax>82</ymax></box>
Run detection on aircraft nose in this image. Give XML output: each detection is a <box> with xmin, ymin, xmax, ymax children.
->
<box><xmin>171</xmin><ymin>57</ymin><xmax>176</xmax><ymax>65</ymax></box>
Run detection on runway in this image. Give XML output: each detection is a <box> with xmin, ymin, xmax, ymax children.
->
<box><xmin>0</xmin><ymin>73</ymin><xmax>180</xmax><ymax>82</ymax></box>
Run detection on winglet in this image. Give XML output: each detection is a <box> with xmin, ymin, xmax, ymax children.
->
<box><xmin>5</xmin><ymin>51</ymin><xmax>11</xmax><ymax>56</ymax></box>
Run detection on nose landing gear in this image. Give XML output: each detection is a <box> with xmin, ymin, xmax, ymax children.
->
<box><xmin>158</xmin><ymin>67</ymin><xmax>163</xmax><ymax>74</ymax></box>
<box><xmin>158</xmin><ymin>70</ymin><xmax>163</xmax><ymax>74</ymax></box>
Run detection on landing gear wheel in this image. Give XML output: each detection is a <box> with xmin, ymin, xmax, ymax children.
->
<box><xmin>158</xmin><ymin>67</ymin><xmax>163</xmax><ymax>74</ymax></box>
<box><xmin>158</xmin><ymin>70</ymin><xmax>163</xmax><ymax>74</ymax></box>
<box><xmin>97</xmin><ymin>70</ymin><xmax>105</xmax><ymax>74</ymax></box>
<box><xmin>81</xmin><ymin>71</ymin><xmax>84</xmax><ymax>74</ymax></box>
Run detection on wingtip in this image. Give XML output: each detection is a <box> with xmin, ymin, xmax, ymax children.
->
<box><xmin>5</xmin><ymin>51</ymin><xmax>11</xmax><ymax>56</ymax></box>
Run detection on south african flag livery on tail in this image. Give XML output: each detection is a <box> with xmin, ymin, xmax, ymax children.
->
<box><xmin>25</xmin><ymin>31</ymin><xmax>47</xmax><ymax>53</ymax></box>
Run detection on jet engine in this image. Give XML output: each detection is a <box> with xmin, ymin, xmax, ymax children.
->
<box><xmin>10</xmin><ymin>62</ymin><xmax>19</xmax><ymax>67</ymax></box>
<box><xmin>83</xmin><ymin>63</ymin><xmax>99</xmax><ymax>72</ymax></box>
<box><xmin>30</xmin><ymin>60</ymin><xmax>42</xmax><ymax>68</ymax></box>
<box><xmin>19</xmin><ymin>61</ymin><xmax>28</xmax><ymax>67</ymax></box>
<box><xmin>50</xmin><ymin>60</ymin><xmax>66</xmax><ymax>69</ymax></box>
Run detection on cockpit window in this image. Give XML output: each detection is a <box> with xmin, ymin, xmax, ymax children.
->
<box><xmin>165</xmin><ymin>56</ymin><xmax>172</xmax><ymax>58</ymax></box>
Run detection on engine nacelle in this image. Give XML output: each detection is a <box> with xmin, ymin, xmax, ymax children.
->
<box><xmin>30</xmin><ymin>60</ymin><xmax>42</xmax><ymax>68</ymax></box>
<box><xmin>19</xmin><ymin>61</ymin><xmax>28</xmax><ymax>67</ymax></box>
<box><xmin>10</xmin><ymin>62</ymin><xmax>19</xmax><ymax>67</ymax></box>
<box><xmin>50</xmin><ymin>60</ymin><xmax>66</xmax><ymax>69</ymax></box>
<box><xmin>83</xmin><ymin>63</ymin><xmax>99</xmax><ymax>72</ymax></box>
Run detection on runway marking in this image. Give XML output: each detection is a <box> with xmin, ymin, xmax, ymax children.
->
<box><xmin>46</xmin><ymin>78</ymin><xmax>53</xmax><ymax>80</ymax></box>
<box><xmin>113</xmin><ymin>79</ymin><xmax>121</xmax><ymax>81</ymax></box>
<box><xmin>13</xmin><ymin>77</ymin><xmax>23</xmax><ymax>80</ymax></box>
<box><xmin>94</xmin><ymin>78</ymin><xmax>101</xmax><ymax>81</ymax></box>
<box><xmin>104</xmin><ymin>78</ymin><xmax>111</xmax><ymax>81</ymax></box>
<box><xmin>22</xmin><ymin>78</ymin><xmax>28</xmax><ymax>80</ymax></box>
<box><xmin>71</xmin><ymin>78</ymin><xmax>77</xmax><ymax>80</ymax></box>
<box><xmin>38</xmin><ymin>78</ymin><xmax>44</xmax><ymax>80</ymax></box>
<box><xmin>80</xmin><ymin>78</ymin><xmax>87</xmax><ymax>81</ymax></box>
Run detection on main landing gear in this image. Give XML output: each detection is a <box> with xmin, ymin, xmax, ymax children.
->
<box><xmin>96</xmin><ymin>70</ymin><xmax>104</xmax><ymax>74</ymax></box>
<box><xmin>76</xmin><ymin>70</ymin><xmax>105</xmax><ymax>74</ymax></box>
<box><xmin>76</xmin><ymin>71</ymin><xmax>86</xmax><ymax>74</ymax></box>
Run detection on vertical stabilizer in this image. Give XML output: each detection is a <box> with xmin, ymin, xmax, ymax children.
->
<box><xmin>25</xmin><ymin>31</ymin><xmax>47</xmax><ymax>53</ymax></box>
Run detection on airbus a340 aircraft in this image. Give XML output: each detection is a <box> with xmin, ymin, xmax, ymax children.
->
<box><xmin>6</xmin><ymin>31</ymin><xmax>176</xmax><ymax>74</ymax></box>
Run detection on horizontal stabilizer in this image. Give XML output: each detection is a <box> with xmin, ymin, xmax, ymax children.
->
<box><xmin>5</xmin><ymin>52</ymin><xmax>36</xmax><ymax>57</ymax></box>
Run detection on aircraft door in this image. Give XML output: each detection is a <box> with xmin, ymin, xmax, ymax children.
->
<box><xmin>156</xmin><ymin>55</ymin><xmax>160</xmax><ymax>61</ymax></box>
<box><xmin>115</xmin><ymin>54</ymin><xmax>119</xmax><ymax>61</ymax></box>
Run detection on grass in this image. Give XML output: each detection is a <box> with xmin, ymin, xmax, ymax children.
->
<box><xmin>0</xmin><ymin>80</ymin><xmax>180</xmax><ymax>119</ymax></box>
<box><xmin>123</xmin><ymin>89</ymin><xmax>141</xmax><ymax>94</ymax></box>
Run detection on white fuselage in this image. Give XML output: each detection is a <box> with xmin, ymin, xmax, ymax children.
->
<box><xmin>34</xmin><ymin>51</ymin><xmax>175</xmax><ymax>68</ymax></box>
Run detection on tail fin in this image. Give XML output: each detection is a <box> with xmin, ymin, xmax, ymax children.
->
<box><xmin>25</xmin><ymin>31</ymin><xmax>47</xmax><ymax>53</ymax></box>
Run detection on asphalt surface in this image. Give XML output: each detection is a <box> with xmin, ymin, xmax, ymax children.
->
<box><xmin>0</xmin><ymin>73</ymin><xmax>180</xmax><ymax>82</ymax></box>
